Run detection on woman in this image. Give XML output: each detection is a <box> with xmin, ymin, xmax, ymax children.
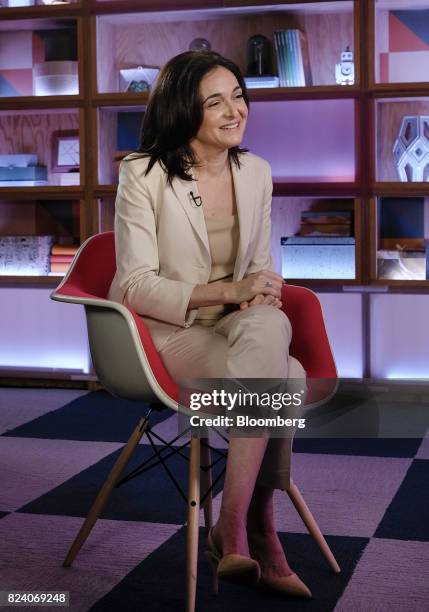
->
<box><xmin>108</xmin><ymin>51</ymin><xmax>310</xmax><ymax>598</ymax></box>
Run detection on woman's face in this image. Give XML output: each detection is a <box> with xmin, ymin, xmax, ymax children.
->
<box><xmin>192</xmin><ymin>66</ymin><xmax>248</xmax><ymax>154</ymax></box>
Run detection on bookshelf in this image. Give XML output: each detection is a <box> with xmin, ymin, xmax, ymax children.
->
<box><xmin>0</xmin><ymin>0</ymin><xmax>428</xmax><ymax>380</ymax></box>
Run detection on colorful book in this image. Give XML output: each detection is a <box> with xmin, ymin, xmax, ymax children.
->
<box><xmin>283</xmin><ymin>31</ymin><xmax>292</xmax><ymax>87</ymax></box>
<box><xmin>50</xmin><ymin>255</ymin><xmax>75</xmax><ymax>263</ymax></box>
<box><xmin>290</xmin><ymin>31</ymin><xmax>299</xmax><ymax>86</ymax></box>
<box><xmin>274</xmin><ymin>32</ymin><xmax>284</xmax><ymax>86</ymax></box>
<box><xmin>274</xmin><ymin>30</ymin><xmax>313</xmax><ymax>87</ymax></box>
<box><xmin>300</xmin><ymin>224</ymin><xmax>352</xmax><ymax>237</ymax></box>
<box><xmin>50</xmin><ymin>262</ymin><xmax>71</xmax><ymax>273</ymax></box>
<box><xmin>275</xmin><ymin>31</ymin><xmax>288</xmax><ymax>86</ymax></box>
<box><xmin>51</xmin><ymin>245</ymin><xmax>79</xmax><ymax>256</ymax></box>
<box><xmin>285</xmin><ymin>31</ymin><xmax>294</xmax><ymax>86</ymax></box>
<box><xmin>301</xmin><ymin>211</ymin><xmax>352</xmax><ymax>225</ymax></box>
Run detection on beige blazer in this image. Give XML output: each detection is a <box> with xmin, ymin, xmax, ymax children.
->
<box><xmin>108</xmin><ymin>151</ymin><xmax>273</xmax><ymax>350</ymax></box>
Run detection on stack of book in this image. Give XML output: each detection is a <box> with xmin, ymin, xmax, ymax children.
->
<box><xmin>298</xmin><ymin>211</ymin><xmax>353</xmax><ymax>237</ymax></box>
<box><xmin>50</xmin><ymin>244</ymin><xmax>79</xmax><ymax>274</ymax></box>
<box><xmin>274</xmin><ymin>30</ymin><xmax>313</xmax><ymax>87</ymax></box>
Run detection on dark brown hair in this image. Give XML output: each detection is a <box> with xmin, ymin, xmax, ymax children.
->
<box><xmin>126</xmin><ymin>51</ymin><xmax>249</xmax><ymax>184</ymax></box>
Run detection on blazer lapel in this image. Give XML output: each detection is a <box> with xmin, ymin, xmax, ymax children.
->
<box><xmin>231</xmin><ymin>155</ymin><xmax>256</xmax><ymax>280</ymax></box>
<box><xmin>171</xmin><ymin>174</ymin><xmax>211</xmax><ymax>258</ymax></box>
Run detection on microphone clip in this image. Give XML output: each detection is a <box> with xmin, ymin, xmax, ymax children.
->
<box><xmin>189</xmin><ymin>191</ymin><xmax>203</xmax><ymax>208</ymax></box>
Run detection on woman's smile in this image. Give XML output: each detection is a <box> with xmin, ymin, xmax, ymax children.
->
<box><xmin>192</xmin><ymin>65</ymin><xmax>249</xmax><ymax>152</ymax></box>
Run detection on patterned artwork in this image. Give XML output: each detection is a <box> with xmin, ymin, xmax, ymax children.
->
<box><xmin>57</xmin><ymin>139</ymin><xmax>79</xmax><ymax>167</ymax></box>
<box><xmin>379</xmin><ymin>10</ymin><xmax>429</xmax><ymax>83</ymax></box>
<box><xmin>0</xmin><ymin>31</ymin><xmax>44</xmax><ymax>97</ymax></box>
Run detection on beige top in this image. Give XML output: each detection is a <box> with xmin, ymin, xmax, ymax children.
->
<box><xmin>194</xmin><ymin>214</ymin><xmax>239</xmax><ymax>326</ymax></box>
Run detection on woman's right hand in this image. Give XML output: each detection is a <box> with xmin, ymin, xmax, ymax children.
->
<box><xmin>229</xmin><ymin>270</ymin><xmax>284</xmax><ymax>304</ymax></box>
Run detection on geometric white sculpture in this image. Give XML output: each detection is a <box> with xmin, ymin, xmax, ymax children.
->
<box><xmin>393</xmin><ymin>115</ymin><xmax>429</xmax><ymax>182</ymax></box>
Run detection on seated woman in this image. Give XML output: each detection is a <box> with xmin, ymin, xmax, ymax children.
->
<box><xmin>108</xmin><ymin>50</ymin><xmax>310</xmax><ymax>599</ymax></box>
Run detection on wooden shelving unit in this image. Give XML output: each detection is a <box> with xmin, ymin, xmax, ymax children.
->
<box><xmin>1</xmin><ymin>0</ymin><xmax>427</xmax><ymax>285</ymax></box>
<box><xmin>1</xmin><ymin>0</ymin><xmax>429</xmax><ymax>380</ymax></box>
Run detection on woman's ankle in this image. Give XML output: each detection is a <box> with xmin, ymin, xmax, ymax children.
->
<box><xmin>247</xmin><ymin>530</ymin><xmax>293</xmax><ymax>577</ymax></box>
<box><xmin>246</xmin><ymin>519</ymin><xmax>277</xmax><ymax>537</ymax></box>
<box><xmin>214</xmin><ymin>514</ymin><xmax>249</xmax><ymax>557</ymax></box>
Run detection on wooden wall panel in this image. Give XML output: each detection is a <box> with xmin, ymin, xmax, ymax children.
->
<box><xmin>96</xmin><ymin>19</ymin><xmax>117</xmax><ymax>92</ymax></box>
<box><xmin>97</xmin><ymin>196</ymin><xmax>115</xmax><ymax>232</ymax></box>
<box><xmin>302</xmin><ymin>12</ymin><xmax>354</xmax><ymax>86</ymax></box>
<box><xmin>96</xmin><ymin>10</ymin><xmax>352</xmax><ymax>92</ymax></box>
<box><xmin>0</xmin><ymin>201</ymin><xmax>36</xmax><ymax>234</ymax></box>
<box><xmin>0</xmin><ymin>112</ymin><xmax>79</xmax><ymax>184</ymax></box>
<box><xmin>98</xmin><ymin>109</ymin><xmax>118</xmax><ymax>184</ymax></box>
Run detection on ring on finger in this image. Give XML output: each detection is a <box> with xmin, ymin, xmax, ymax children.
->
<box><xmin>265</xmin><ymin>281</ymin><xmax>273</xmax><ymax>288</ymax></box>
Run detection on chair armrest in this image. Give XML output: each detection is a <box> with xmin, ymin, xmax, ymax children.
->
<box><xmin>282</xmin><ymin>284</ymin><xmax>337</xmax><ymax>379</ymax></box>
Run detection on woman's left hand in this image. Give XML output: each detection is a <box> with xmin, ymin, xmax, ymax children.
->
<box><xmin>239</xmin><ymin>294</ymin><xmax>282</xmax><ymax>310</ymax></box>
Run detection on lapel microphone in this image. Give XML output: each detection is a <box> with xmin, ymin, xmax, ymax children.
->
<box><xmin>188</xmin><ymin>191</ymin><xmax>203</xmax><ymax>207</ymax></box>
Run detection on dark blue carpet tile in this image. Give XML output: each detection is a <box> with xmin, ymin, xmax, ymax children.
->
<box><xmin>2</xmin><ymin>390</ymin><xmax>172</xmax><ymax>443</ymax></box>
<box><xmin>374</xmin><ymin>459</ymin><xmax>429</xmax><ymax>541</ymax></box>
<box><xmin>17</xmin><ymin>444</ymin><xmax>226</xmax><ymax>525</ymax></box>
<box><xmin>292</xmin><ymin>438</ymin><xmax>422</xmax><ymax>458</ymax></box>
<box><xmin>89</xmin><ymin>527</ymin><xmax>369</xmax><ymax>612</ymax></box>
<box><xmin>0</xmin><ymin>512</ymin><xmax>9</xmax><ymax>519</ymax></box>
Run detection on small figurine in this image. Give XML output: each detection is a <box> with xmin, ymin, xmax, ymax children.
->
<box><xmin>335</xmin><ymin>46</ymin><xmax>354</xmax><ymax>86</ymax></box>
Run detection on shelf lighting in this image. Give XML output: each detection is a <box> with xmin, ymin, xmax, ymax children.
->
<box><xmin>386</xmin><ymin>370</ymin><xmax>429</xmax><ymax>381</ymax></box>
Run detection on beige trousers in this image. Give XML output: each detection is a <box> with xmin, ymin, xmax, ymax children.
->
<box><xmin>159</xmin><ymin>304</ymin><xmax>306</xmax><ymax>490</ymax></box>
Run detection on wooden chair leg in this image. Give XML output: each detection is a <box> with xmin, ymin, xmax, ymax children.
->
<box><xmin>200</xmin><ymin>438</ymin><xmax>213</xmax><ymax>531</ymax></box>
<box><xmin>186</xmin><ymin>436</ymin><xmax>201</xmax><ymax>612</ymax></box>
<box><xmin>200</xmin><ymin>438</ymin><xmax>218</xmax><ymax>595</ymax></box>
<box><xmin>286</xmin><ymin>479</ymin><xmax>341</xmax><ymax>574</ymax></box>
<box><xmin>63</xmin><ymin>416</ymin><xmax>149</xmax><ymax>568</ymax></box>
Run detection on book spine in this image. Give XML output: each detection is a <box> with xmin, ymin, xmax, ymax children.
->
<box><xmin>50</xmin><ymin>255</ymin><xmax>75</xmax><ymax>263</ymax></box>
<box><xmin>50</xmin><ymin>262</ymin><xmax>71</xmax><ymax>273</ymax></box>
<box><xmin>51</xmin><ymin>245</ymin><xmax>79</xmax><ymax>256</ymax></box>
<box><xmin>289</xmin><ymin>30</ymin><xmax>301</xmax><ymax>87</ymax></box>
<box><xmin>285</xmin><ymin>30</ymin><xmax>293</xmax><ymax>86</ymax></box>
<box><xmin>282</xmin><ymin>31</ymin><xmax>291</xmax><ymax>87</ymax></box>
<box><xmin>293</xmin><ymin>30</ymin><xmax>305</xmax><ymax>86</ymax></box>
<box><xmin>279</xmin><ymin>31</ymin><xmax>288</xmax><ymax>87</ymax></box>
<box><xmin>274</xmin><ymin>32</ymin><xmax>285</xmax><ymax>87</ymax></box>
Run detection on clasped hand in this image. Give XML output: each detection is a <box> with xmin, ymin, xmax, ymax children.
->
<box><xmin>232</xmin><ymin>270</ymin><xmax>285</xmax><ymax>310</ymax></box>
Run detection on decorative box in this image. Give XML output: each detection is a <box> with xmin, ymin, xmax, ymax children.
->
<box><xmin>0</xmin><ymin>166</ymin><xmax>48</xmax><ymax>182</ymax></box>
<box><xmin>33</xmin><ymin>61</ymin><xmax>78</xmax><ymax>96</ymax></box>
<box><xmin>281</xmin><ymin>237</ymin><xmax>355</xmax><ymax>279</ymax></box>
<box><xmin>0</xmin><ymin>154</ymin><xmax>37</xmax><ymax>167</ymax></box>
